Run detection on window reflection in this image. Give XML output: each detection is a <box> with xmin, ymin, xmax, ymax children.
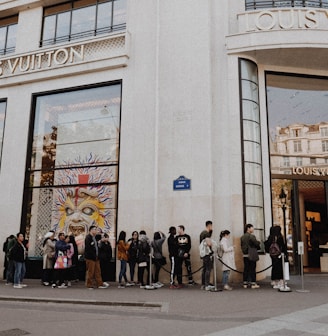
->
<box><xmin>41</xmin><ymin>0</ymin><xmax>126</xmax><ymax>46</ymax></box>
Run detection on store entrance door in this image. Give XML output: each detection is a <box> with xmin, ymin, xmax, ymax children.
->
<box><xmin>295</xmin><ymin>180</ymin><xmax>328</xmax><ymax>272</ymax></box>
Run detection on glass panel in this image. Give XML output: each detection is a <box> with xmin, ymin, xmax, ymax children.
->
<box><xmin>6</xmin><ymin>24</ymin><xmax>16</xmax><ymax>51</ymax></box>
<box><xmin>113</xmin><ymin>0</ymin><xmax>127</xmax><ymax>26</ymax></box>
<box><xmin>241</xmin><ymin>80</ymin><xmax>259</xmax><ymax>102</ymax></box>
<box><xmin>71</xmin><ymin>6</ymin><xmax>96</xmax><ymax>36</ymax></box>
<box><xmin>42</xmin><ymin>15</ymin><xmax>56</xmax><ymax>42</ymax></box>
<box><xmin>0</xmin><ymin>27</ymin><xmax>6</xmax><ymax>51</ymax></box>
<box><xmin>246</xmin><ymin>206</ymin><xmax>264</xmax><ymax>229</ymax></box>
<box><xmin>244</xmin><ymin>141</ymin><xmax>262</xmax><ymax>163</ymax></box>
<box><xmin>97</xmin><ymin>1</ymin><xmax>112</xmax><ymax>30</ymax></box>
<box><xmin>243</xmin><ymin>120</ymin><xmax>261</xmax><ymax>142</ymax></box>
<box><xmin>240</xmin><ymin>60</ymin><xmax>258</xmax><ymax>84</ymax></box>
<box><xmin>56</xmin><ymin>12</ymin><xmax>71</xmax><ymax>39</ymax></box>
<box><xmin>245</xmin><ymin>162</ymin><xmax>263</xmax><ymax>185</ymax></box>
<box><xmin>0</xmin><ymin>101</ymin><xmax>6</xmax><ymax>163</ymax></box>
<box><xmin>267</xmin><ymin>74</ymin><xmax>328</xmax><ymax>176</ymax></box>
<box><xmin>242</xmin><ymin>100</ymin><xmax>260</xmax><ymax>123</ymax></box>
<box><xmin>245</xmin><ymin>184</ymin><xmax>264</xmax><ymax>207</ymax></box>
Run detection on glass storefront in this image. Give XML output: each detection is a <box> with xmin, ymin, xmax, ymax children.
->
<box><xmin>266</xmin><ymin>73</ymin><xmax>328</xmax><ymax>272</ymax></box>
<box><xmin>23</xmin><ymin>82</ymin><xmax>121</xmax><ymax>257</ymax></box>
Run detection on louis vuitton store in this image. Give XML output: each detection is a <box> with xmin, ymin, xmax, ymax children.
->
<box><xmin>1</xmin><ymin>0</ymin><xmax>328</xmax><ymax>281</ymax></box>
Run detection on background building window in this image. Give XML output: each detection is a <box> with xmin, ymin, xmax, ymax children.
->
<box><xmin>0</xmin><ymin>16</ymin><xmax>17</xmax><ymax>55</ymax></box>
<box><xmin>322</xmin><ymin>140</ymin><xmax>328</xmax><ymax>152</ymax></box>
<box><xmin>239</xmin><ymin>59</ymin><xmax>265</xmax><ymax>243</ymax></box>
<box><xmin>0</xmin><ymin>100</ymin><xmax>7</xmax><ymax>166</ymax></box>
<box><xmin>294</xmin><ymin>140</ymin><xmax>302</xmax><ymax>153</ymax></box>
<box><xmin>23</xmin><ymin>82</ymin><xmax>121</xmax><ymax>257</ymax></box>
<box><xmin>41</xmin><ymin>0</ymin><xmax>127</xmax><ymax>46</ymax></box>
<box><xmin>320</xmin><ymin>127</ymin><xmax>328</xmax><ymax>137</ymax></box>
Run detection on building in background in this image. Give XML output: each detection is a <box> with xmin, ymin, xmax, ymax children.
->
<box><xmin>1</xmin><ymin>0</ymin><xmax>328</xmax><ymax>281</ymax></box>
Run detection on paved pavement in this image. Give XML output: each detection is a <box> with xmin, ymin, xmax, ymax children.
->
<box><xmin>0</xmin><ymin>274</ymin><xmax>327</xmax><ymax>336</ymax></box>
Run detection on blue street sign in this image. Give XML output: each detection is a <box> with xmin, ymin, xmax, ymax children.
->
<box><xmin>173</xmin><ymin>176</ymin><xmax>191</xmax><ymax>191</ymax></box>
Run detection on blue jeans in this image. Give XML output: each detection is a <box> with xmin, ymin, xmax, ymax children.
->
<box><xmin>222</xmin><ymin>270</ymin><xmax>230</xmax><ymax>286</ymax></box>
<box><xmin>119</xmin><ymin>260</ymin><xmax>128</xmax><ymax>283</ymax></box>
<box><xmin>14</xmin><ymin>261</ymin><xmax>26</xmax><ymax>285</ymax></box>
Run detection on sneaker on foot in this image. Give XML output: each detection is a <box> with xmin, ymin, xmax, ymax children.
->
<box><xmin>251</xmin><ymin>283</ymin><xmax>260</xmax><ymax>289</ymax></box>
<box><xmin>103</xmin><ymin>282</ymin><xmax>110</xmax><ymax>287</ymax></box>
<box><xmin>13</xmin><ymin>284</ymin><xmax>23</xmax><ymax>289</ymax></box>
<box><xmin>169</xmin><ymin>284</ymin><xmax>178</xmax><ymax>289</ymax></box>
<box><xmin>118</xmin><ymin>284</ymin><xmax>125</xmax><ymax>288</ymax></box>
<box><xmin>223</xmin><ymin>285</ymin><xmax>232</xmax><ymax>291</ymax></box>
<box><xmin>58</xmin><ymin>284</ymin><xmax>68</xmax><ymax>289</ymax></box>
<box><xmin>98</xmin><ymin>285</ymin><xmax>108</xmax><ymax>289</ymax></box>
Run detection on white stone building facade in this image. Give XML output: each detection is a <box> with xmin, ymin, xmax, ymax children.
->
<box><xmin>1</xmin><ymin>0</ymin><xmax>328</xmax><ymax>282</ymax></box>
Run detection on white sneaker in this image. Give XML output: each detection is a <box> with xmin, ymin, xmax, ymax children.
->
<box><xmin>103</xmin><ymin>282</ymin><xmax>110</xmax><ymax>287</ymax></box>
<box><xmin>98</xmin><ymin>285</ymin><xmax>108</xmax><ymax>289</ymax></box>
<box><xmin>58</xmin><ymin>284</ymin><xmax>68</xmax><ymax>289</ymax></box>
<box><xmin>223</xmin><ymin>285</ymin><xmax>232</xmax><ymax>291</ymax></box>
<box><xmin>13</xmin><ymin>284</ymin><xmax>23</xmax><ymax>289</ymax></box>
<box><xmin>125</xmin><ymin>282</ymin><xmax>134</xmax><ymax>287</ymax></box>
<box><xmin>20</xmin><ymin>284</ymin><xmax>27</xmax><ymax>287</ymax></box>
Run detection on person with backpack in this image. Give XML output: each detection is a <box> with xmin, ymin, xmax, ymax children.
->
<box><xmin>264</xmin><ymin>225</ymin><xmax>286</xmax><ymax>289</ymax></box>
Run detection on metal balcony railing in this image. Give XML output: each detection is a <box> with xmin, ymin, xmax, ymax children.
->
<box><xmin>246</xmin><ymin>0</ymin><xmax>328</xmax><ymax>10</ymax></box>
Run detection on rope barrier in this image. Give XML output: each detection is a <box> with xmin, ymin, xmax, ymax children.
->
<box><xmin>159</xmin><ymin>257</ymin><xmax>273</xmax><ymax>277</ymax></box>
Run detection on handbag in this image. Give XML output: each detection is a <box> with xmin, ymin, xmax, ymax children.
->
<box><xmin>54</xmin><ymin>252</ymin><xmax>68</xmax><ymax>269</ymax></box>
<box><xmin>159</xmin><ymin>256</ymin><xmax>167</xmax><ymax>265</ymax></box>
<box><xmin>248</xmin><ymin>247</ymin><xmax>259</xmax><ymax>262</ymax></box>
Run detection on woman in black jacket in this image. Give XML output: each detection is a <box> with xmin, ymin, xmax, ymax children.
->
<box><xmin>265</xmin><ymin>225</ymin><xmax>286</xmax><ymax>289</ymax></box>
<box><xmin>11</xmin><ymin>233</ymin><xmax>28</xmax><ymax>289</ymax></box>
<box><xmin>99</xmin><ymin>233</ymin><xmax>112</xmax><ymax>286</ymax></box>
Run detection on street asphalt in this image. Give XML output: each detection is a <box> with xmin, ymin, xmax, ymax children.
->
<box><xmin>0</xmin><ymin>273</ymin><xmax>327</xmax><ymax>335</ymax></box>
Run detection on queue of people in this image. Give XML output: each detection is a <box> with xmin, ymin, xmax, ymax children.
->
<box><xmin>2</xmin><ymin>222</ymin><xmax>287</xmax><ymax>291</ymax></box>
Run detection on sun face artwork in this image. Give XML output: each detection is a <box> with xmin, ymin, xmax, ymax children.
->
<box><xmin>51</xmin><ymin>155</ymin><xmax>116</xmax><ymax>254</ymax></box>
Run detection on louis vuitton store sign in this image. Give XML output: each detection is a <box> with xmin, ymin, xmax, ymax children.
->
<box><xmin>239</xmin><ymin>8</ymin><xmax>328</xmax><ymax>32</ymax></box>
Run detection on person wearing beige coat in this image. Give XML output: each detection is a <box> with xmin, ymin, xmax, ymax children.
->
<box><xmin>42</xmin><ymin>231</ymin><xmax>56</xmax><ymax>286</ymax></box>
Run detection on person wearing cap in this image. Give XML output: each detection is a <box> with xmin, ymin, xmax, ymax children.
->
<box><xmin>41</xmin><ymin>230</ymin><xmax>56</xmax><ymax>286</ymax></box>
<box><xmin>167</xmin><ymin>226</ymin><xmax>178</xmax><ymax>288</ymax></box>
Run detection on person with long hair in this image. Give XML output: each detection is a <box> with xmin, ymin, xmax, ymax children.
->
<box><xmin>99</xmin><ymin>233</ymin><xmax>112</xmax><ymax>286</ymax></box>
<box><xmin>117</xmin><ymin>231</ymin><xmax>130</xmax><ymax>288</ymax></box>
<box><xmin>265</xmin><ymin>225</ymin><xmax>286</xmax><ymax>289</ymax></box>
<box><xmin>128</xmin><ymin>231</ymin><xmax>139</xmax><ymax>284</ymax></box>
<box><xmin>219</xmin><ymin>230</ymin><xmax>235</xmax><ymax>291</ymax></box>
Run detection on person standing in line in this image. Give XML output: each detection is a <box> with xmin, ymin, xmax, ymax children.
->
<box><xmin>219</xmin><ymin>230</ymin><xmax>235</xmax><ymax>291</ymax></box>
<box><xmin>199</xmin><ymin>220</ymin><xmax>213</xmax><ymax>289</ymax></box>
<box><xmin>151</xmin><ymin>231</ymin><xmax>166</xmax><ymax>288</ymax></box>
<box><xmin>265</xmin><ymin>225</ymin><xmax>286</xmax><ymax>289</ymax></box>
<box><xmin>117</xmin><ymin>231</ymin><xmax>131</xmax><ymax>288</ymax></box>
<box><xmin>137</xmin><ymin>230</ymin><xmax>151</xmax><ymax>288</ymax></box>
<box><xmin>240</xmin><ymin>223</ymin><xmax>261</xmax><ymax>289</ymax></box>
<box><xmin>84</xmin><ymin>225</ymin><xmax>109</xmax><ymax>289</ymax></box>
<box><xmin>11</xmin><ymin>233</ymin><xmax>28</xmax><ymax>289</ymax></box>
<box><xmin>42</xmin><ymin>231</ymin><xmax>56</xmax><ymax>286</ymax></box>
<box><xmin>53</xmin><ymin>232</ymin><xmax>71</xmax><ymax>288</ymax></box>
<box><xmin>99</xmin><ymin>233</ymin><xmax>112</xmax><ymax>287</ymax></box>
<box><xmin>128</xmin><ymin>231</ymin><xmax>139</xmax><ymax>284</ymax></box>
<box><xmin>176</xmin><ymin>225</ymin><xmax>195</xmax><ymax>286</ymax></box>
<box><xmin>168</xmin><ymin>226</ymin><xmax>178</xmax><ymax>289</ymax></box>
<box><xmin>4</xmin><ymin>234</ymin><xmax>16</xmax><ymax>285</ymax></box>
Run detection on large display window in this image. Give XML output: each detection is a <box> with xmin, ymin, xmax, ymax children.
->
<box><xmin>23</xmin><ymin>82</ymin><xmax>121</xmax><ymax>257</ymax></box>
<box><xmin>267</xmin><ymin>73</ymin><xmax>328</xmax><ymax>271</ymax></box>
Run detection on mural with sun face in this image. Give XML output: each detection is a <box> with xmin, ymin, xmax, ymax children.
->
<box><xmin>51</xmin><ymin>154</ymin><xmax>117</xmax><ymax>254</ymax></box>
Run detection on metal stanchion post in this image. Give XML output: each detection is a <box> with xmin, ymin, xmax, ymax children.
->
<box><xmin>210</xmin><ymin>249</ymin><xmax>221</xmax><ymax>292</ymax></box>
<box><xmin>296</xmin><ymin>241</ymin><xmax>309</xmax><ymax>293</ymax></box>
<box><xmin>145</xmin><ymin>246</ymin><xmax>156</xmax><ymax>290</ymax></box>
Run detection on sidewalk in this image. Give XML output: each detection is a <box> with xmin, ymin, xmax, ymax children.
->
<box><xmin>1</xmin><ymin>274</ymin><xmax>328</xmax><ymax>336</ymax></box>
